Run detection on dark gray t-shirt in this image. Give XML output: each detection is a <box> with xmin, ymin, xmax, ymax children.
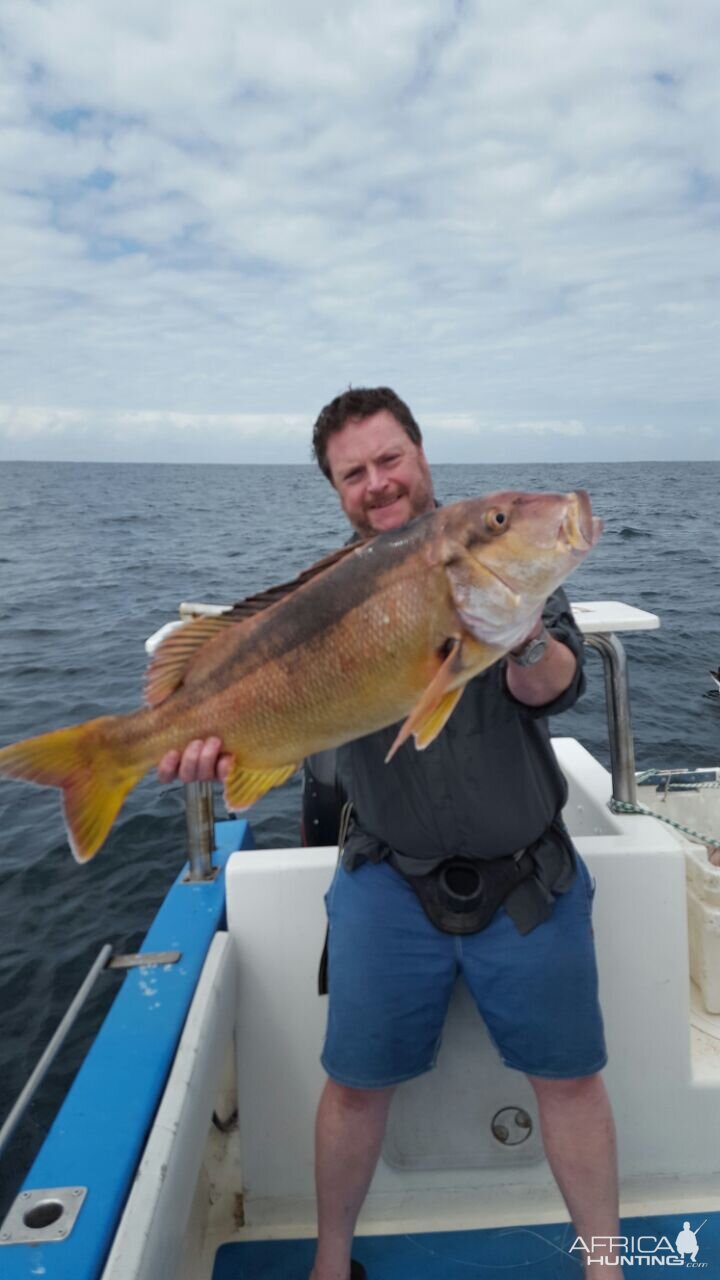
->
<box><xmin>335</xmin><ymin>585</ymin><xmax>584</xmax><ymax>914</ymax></box>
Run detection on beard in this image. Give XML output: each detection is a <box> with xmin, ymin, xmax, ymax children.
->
<box><xmin>355</xmin><ymin>475</ymin><xmax>436</xmax><ymax>538</ymax></box>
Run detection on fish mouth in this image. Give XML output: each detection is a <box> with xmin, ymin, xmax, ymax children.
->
<box><xmin>562</xmin><ymin>491</ymin><xmax>602</xmax><ymax>552</ymax></box>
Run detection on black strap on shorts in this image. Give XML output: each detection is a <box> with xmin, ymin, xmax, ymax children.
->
<box><xmin>318</xmin><ymin>932</ymin><xmax>330</xmax><ymax>996</ymax></box>
<box><xmin>318</xmin><ymin>801</ymin><xmax>352</xmax><ymax>997</ymax></box>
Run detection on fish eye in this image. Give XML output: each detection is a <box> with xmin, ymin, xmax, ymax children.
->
<box><xmin>484</xmin><ymin>509</ymin><xmax>507</xmax><ymax>534</ymax></box>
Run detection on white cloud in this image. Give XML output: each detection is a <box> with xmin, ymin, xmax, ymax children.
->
<box><xmin>0</xmin><ymin>0</ymin><xmax>718</xmax><ymax>461</ymax></box>
<box><xmin>0</xmin><ymin>403</ymin><xmax>309</xmax><ymax>439</ymax></box>
<box><xmin>423</xmin><ymin>414</ymin><xmax>586</xmax><ymax>437</ymax></box>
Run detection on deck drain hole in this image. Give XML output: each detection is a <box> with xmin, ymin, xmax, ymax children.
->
<box><xmin>491</xmin><ymin>1106</ymin><xmax>533</xmax><ymax>1145</ymax></box>
<box><xmin>23</xmin><ymin>1200</ymin><xmax>64</xmax><ymax>1230</ymax></box>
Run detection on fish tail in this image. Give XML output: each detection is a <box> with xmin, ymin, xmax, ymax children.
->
<box><xmin>0</xmin><ymin>716</ymin><xmax>145</xmax><ymax>863</ymax></box>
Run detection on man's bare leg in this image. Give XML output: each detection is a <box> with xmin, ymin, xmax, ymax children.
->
<box><xmin>310</xmin><ymin>1078</ymin><xmax>395</xmax><ymax>1280</ymax></box>
<box><xmin>528</xmin><ymin>1072</ymin><xmax>618</xmax><ymax>1274</ymax></box>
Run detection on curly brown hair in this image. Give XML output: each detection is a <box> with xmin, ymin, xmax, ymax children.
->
<box><xmin>312</xmin><ymin>386</ymin><xmax>423</xmax><ymax>481</ymax></box>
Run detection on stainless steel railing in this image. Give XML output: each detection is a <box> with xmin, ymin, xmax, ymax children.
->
<box><xmin>184</xmin><ymin>780</ymin><xmax>217</xmax><ymax>880</ymax></box>
<box><xmin>0</xmin><ymin>945</ymin><xmax>113</xmax><ymax>1160</ymax></box>
<box><xmin>584</xmin><ymin>632</ymin><xmax>637</xmax><ymax>805</ymax></box>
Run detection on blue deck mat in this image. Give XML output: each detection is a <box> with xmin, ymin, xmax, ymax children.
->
<box><xmin>213</xmin><ymin>1210</ymin><xmax>720</xmax><ymax>1277</ymax></box>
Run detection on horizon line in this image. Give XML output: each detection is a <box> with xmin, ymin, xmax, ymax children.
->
<box><xmin>2</xmin><ymin>456</ymin><xmax>719</xmax><ymax>468</ymax></box>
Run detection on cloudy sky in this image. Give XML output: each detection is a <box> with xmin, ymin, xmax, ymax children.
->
<box><xmin>1</xmin><ymin>1</ymin><xmax>718</xmax><ymax>464</ymax></box>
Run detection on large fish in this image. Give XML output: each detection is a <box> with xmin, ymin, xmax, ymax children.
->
<box><xmin>0</xmin><ymin>490</ymin><xmax>601</xmax><ymax>863</ymax></box>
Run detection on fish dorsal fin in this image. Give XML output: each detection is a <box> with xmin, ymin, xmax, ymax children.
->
<box><xmin>145</xmin><ymin>540</ymin><xmax>368</xmax><ymax>707</ymax></box>
<box><xmin>145</xmin><ymin>615</ymin><xmax>238</xmax><ymax>707</ymax></box>
<box><xmin>222</xmin><ymin>540</ymin><xmax>369</xmax><ymax>623</ymax></box>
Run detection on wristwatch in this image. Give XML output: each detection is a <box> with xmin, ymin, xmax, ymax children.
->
<box><xmin>508</xmin><ymin>625</ymin><xmax>550</xmax><ymax>667</ymax></box>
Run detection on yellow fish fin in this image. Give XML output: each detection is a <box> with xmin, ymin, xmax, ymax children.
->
<box><xmin>145</xmin><ymin>615</ymin><xmax>238</xmax><ymax>707</ymax></box>
<box><xmin>385</xmin><ymin>638</ymin><xmax>464</xmax><ymax>762</ymax></box>
<box><xmin>386</xmin><ymin>632</ymin><xmax>500</xmax><ymax>762</ymax></box>
<box><xmin>0</xmin><ymin>718</ymin><xmax>144</xmax><ymax>864</ymax></box>
<box><xmin>223</xmin><ymin>760</ymin><xmax>300</xmax><ymax>811</ymax></box>
<box><xmin>408</xmin><ymin>687</ymin><xmax>465</xmax><ymax>751</ymax></box>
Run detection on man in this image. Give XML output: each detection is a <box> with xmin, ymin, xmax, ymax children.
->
<box><xmin>159</xmin><ymin>387</ymin><xmax>618</xmax><ymax>1279</ymax></box>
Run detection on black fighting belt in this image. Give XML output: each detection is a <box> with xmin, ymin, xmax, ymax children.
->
<box><xmin>318</xmin><ymin>825</ymin><xmax>552</xmax><ymax>994</ymax></box>
<box><xmin>392</xmin><ymin>848</ymin><xmax>536</xmax><ymax>935</ymax></box>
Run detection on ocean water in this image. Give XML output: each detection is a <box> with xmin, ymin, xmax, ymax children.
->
<box><xmin>0</xmin><ymin>459</ymin><xmax>718</xmax><ymax>1212</ymax></box>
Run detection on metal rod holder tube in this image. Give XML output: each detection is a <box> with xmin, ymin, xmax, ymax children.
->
<box><xmin>184</xmin><ymin>781</ymin><xmax>216</xmax><ymax>880</ymax></box>
<box><xmin>0</xmin><ymin>944</ymin><xmax>113</xmax><ymax>1160</ymax></box>
<box><xmin>585</xmin><ymin>632</ymin><xmax>637</xmax><ymax>806</ymax></box>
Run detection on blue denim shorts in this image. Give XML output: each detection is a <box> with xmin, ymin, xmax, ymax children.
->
<box><xmin>321</xmin><ymin>855</ymin><xmax>606</xmax><ymax>1087</ymax></box>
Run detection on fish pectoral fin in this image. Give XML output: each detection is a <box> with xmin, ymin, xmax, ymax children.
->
<box><xmin>403</xmin><ymin>686</ymin><xmax>466</xmax><ymax>755</ymax></box>
<box><xmin>385</xmin><ymin>638</ymin><xmax>467</xmax><ymax>762</ymax></box>
<box><xmin>145</xmin><ymin>615</ymin><xmax>239</xmax><ymax>707</ymax></box>
<box><xmin>385</xmin><ymin>631</ymin><xmax>504</xmax><ymax>763</ymax></box>
<box><xmin>223</xmin><ymin>760</ymin><xmax>300</xmax><ymax>811</ymax></box>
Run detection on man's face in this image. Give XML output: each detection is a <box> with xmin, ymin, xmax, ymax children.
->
<box><xmin>325</xmin><ymin>409</ymin><xmax>435</xmax><ymax>537</ymax></box>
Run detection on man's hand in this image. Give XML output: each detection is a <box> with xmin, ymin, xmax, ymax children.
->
<box><xmin>157</xmin><ymin>737</ymin><xmax>234</xmax><ymax>785</ymax></box>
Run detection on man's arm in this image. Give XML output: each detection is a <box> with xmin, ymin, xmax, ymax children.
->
<box><xmin>504</xmin><ymin>618</ymin><xmax>578</xmax><ymax>708</ymax></box>
<box><xmin>502</xmin><ymin>585</ymin><xmax>585</xmax><ymax>713</ymax></box>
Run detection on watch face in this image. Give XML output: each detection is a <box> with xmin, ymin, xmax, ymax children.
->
<box><xmin>512</xmin><ymin>630</ymin><xmax>549</xmax><ymax>666</ymax></box>
<box><xmin>524</xmin><ymin>635</ymin><xmax>548</xmax><ymax>664</ymax></box>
